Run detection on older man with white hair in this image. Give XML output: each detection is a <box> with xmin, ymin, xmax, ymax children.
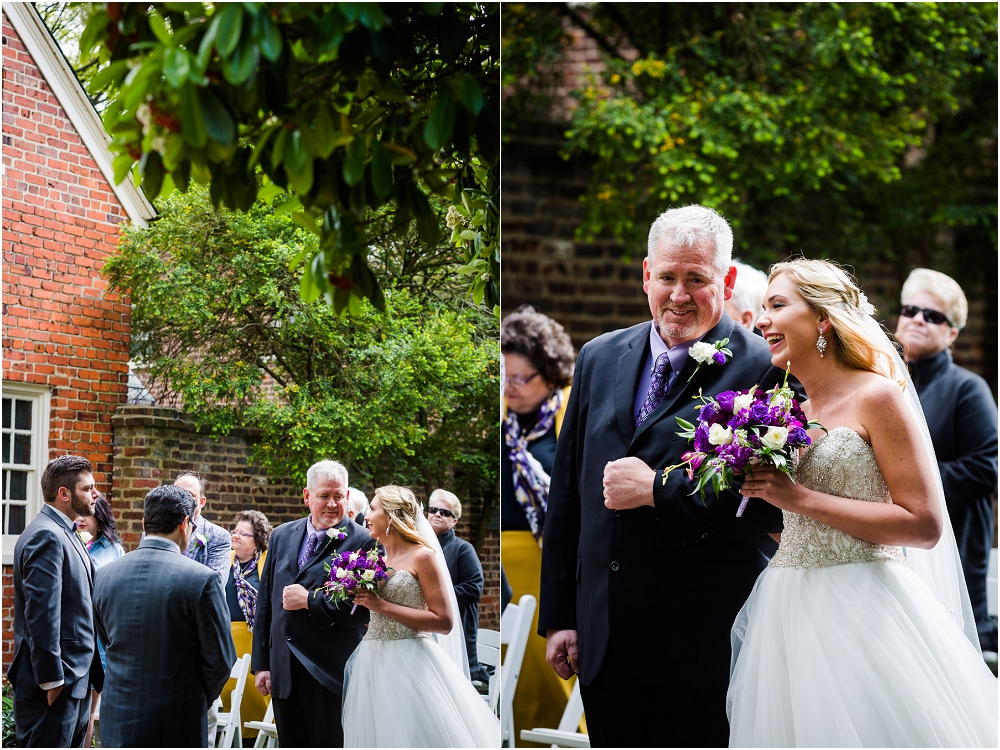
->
<box><xmin>896</xmin><ymin>268</ymin><xmax>999</xmax><ymax>652</ymax></box>
<box><xmin>724</xmin><ymin>259</ymin><xmax>769</xmax><ymax>332</ymax></box>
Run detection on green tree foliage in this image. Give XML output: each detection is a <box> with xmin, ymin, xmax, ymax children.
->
<box><xmin>84</xmin><ymin>2</ymin><xmax>499</xmax><ymax>313</ymax></box>
<box><xmin>103</xmin><ymin>185</ymin><xmax>499</xmax><ymax>541</ymax></box>
<box><xmin>503</xmin><ymin>3</ymin><xmax>996</xmax><ymax>288</ymax></box>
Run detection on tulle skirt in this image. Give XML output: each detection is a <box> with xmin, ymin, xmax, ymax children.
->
<box><xmin>727</xmin><ymin>560</ymin><xmax>997</xmax><ymax>747</ymax></box>
<box><xmin>342</xmin><ymin>635</ymin><xmax>500</xmax><ymax>747</ymax></box>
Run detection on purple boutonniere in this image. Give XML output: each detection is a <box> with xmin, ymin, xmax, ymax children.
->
<box><xmin>686</xmin><ymin>338</ymin><xmax>732</xmax><ymax>382</ymax></box>
<box><xmin>194</xmin><ymin>532</ymin><xmax>207</xmax><ymax>549</ymax></box>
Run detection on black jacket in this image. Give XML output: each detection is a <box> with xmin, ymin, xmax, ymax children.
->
<box><xmin>437</xmin><ymin>529</ymin><xmax>486</xmax><ymax>677</ymax></box>
<box><xmin>909</xmin><ymin>349</ymin><xmax>998</xmax><ymax>510</ymax></box>
<box><xmin>539</xmin><ymin>314</ymin><xmax>788</xmax><ymax>688</ymax></box>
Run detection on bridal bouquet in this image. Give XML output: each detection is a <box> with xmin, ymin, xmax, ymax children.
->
<box><xmin>666</xmin><ymin>365</ymin><xmax>823</xmax><ymax>516</ymax></box>
<box><xmin>314</xmin><ymin>547</ymin><xmax>391</xmax><ymax>613</ymax></box>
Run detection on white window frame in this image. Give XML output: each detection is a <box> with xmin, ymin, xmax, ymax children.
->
<box><xmin>1</xmin><ymin>382</ymin><xmax>51</xmax><ymax>565</ymax></box>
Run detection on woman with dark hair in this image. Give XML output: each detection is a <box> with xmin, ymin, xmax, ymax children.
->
<box><xmin>76</xmin><ymin>492</ymin><xmax>125</xmax><ymax>749</ymax></box>
<box><xmin>500</xmin><ymin>305</ymin><xmax>577</xmax><ymax>740</ymax></box>
<box><xmin>224</xmin><ymin>509</ymin><xmax>271</xmax><ymax>744</ymax></box>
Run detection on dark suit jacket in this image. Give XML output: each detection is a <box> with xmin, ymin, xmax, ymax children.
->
<box><xmin>538</xmin><ymin>314</ymin><xmax>787</xmax><ymax>689</ymax></box>
<box><xmin>252</xmin><ymin>518</ymin><xmax>376</xmax><ymax>699</ymax></box>
<box><xmin>9</xmin><ymin>504</ymin><xmax>103</xmax><ymax>701</ymax></box>
<box><xmin>93</xmin><ymin>536</ymin><xmax>236</xmax><ymax>748</ymax></box>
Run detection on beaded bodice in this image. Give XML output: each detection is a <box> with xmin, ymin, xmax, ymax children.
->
<box><xmin>769</xmin><ymin>427</ymin><xmax>907</xmax><ymax>569</ymax></box>
<box><xmin>363</xmin><ymin>570</ymin><xmax>431</xmax><ymax>642</ymax></box>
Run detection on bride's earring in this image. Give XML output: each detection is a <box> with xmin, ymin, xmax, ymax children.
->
<box><xmin>385</xmin><ymin>519</ymin><xmax>391</xmax><ymax>536</ymax></box>
<box><xmin>816</xmin><ymin>330</ymin><xmax>827</xmax><ymax>357</ymax></box>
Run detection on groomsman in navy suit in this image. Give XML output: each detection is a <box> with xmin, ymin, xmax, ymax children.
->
<box><xmin>539</xmin><ymin>205</ymin><xmax>789</xmax><ymax>747</ymax></box>
<box><xmin>8</xmin><ymin>455</ymin><xmax>104</xmax><ymax>747</ymax></box>
<box><xmin>253</xmin><ymin>460</ymin><xmax>377</xmax><ymax>748</ymax></box>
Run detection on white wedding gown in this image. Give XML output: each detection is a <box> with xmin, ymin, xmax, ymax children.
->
<box><xmin>342</xmin><ymin>570</ymin><xmax>500</xmax><ymax>747</ymax></box>
<box><xmin>728</xmin><ymin>427</ymin><xmax>998</xmax><ymax>747</ymax></box>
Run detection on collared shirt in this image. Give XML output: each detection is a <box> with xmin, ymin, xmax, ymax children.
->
<box><xmin>632</xmin><ymin>321</ymin><xmax>707</xmax><ymax>421</ymax></box>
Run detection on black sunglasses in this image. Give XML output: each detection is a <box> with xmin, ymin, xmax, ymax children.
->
<box><xmin>900</xmin><ymin>305</ymin><xmax>952</xmax><ymax>327</ymax></box>
<box><xmin>427</xmin><ymin>506</ymin><xmax>454</xmax><ymax>519</ymax></box>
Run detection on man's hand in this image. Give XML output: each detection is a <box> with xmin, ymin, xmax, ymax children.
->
<box><xmin>46</xmin><ymin>685</ymin><xmax>62</xmax><ymax>706</ymax></box>
<box><xmin>282</xmin><ymin>584</ymin><xmax>309</xmax><ymax>611</ymax></box>
<box><xmin>603</xmin><ymin>457</ymin><xmax>656</xmax><ymax>510</ymax></box>
<box><xmin>545</xmin><ymin>629</ymin><xmax>580</xmax><ymax>680</ymax></box>
<box><xmin>255</xmin><ymin>671</ymin><xmax>271</xmax><ymax>697</ymax></box>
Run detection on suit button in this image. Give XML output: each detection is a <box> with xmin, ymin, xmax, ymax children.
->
<box><xmin>610</xmin><ymin>561</ymin><xmax>620</xmax><ymax>572</ymax></box>
<box><xmin>286</xmin><ymin>636</ymin><xmax>291</xmax><ymax>641</ymax></box>
<box><xmin>613</xmin><ymin>510</ymin><xmax>622</xmax><ymax>517</ymax></box>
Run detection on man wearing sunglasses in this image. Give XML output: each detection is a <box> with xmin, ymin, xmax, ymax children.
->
<box><xmin>427</xmin><ymin>489</ymin><xmax>489</xmax><ymax>683</ymax></box>
<box><xmin>896</xmin><ymin>268</ymin><xmax>999</xmax><ymax>654</ymax></box>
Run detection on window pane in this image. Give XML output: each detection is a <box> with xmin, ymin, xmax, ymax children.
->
<box><xmin>2</xmin><ymin>398</ymin><xmax>10</xmax><ymax>429</ymax></box>
<box><xmin>1</xmin><ymin>433</ymin><xmax>9</xmax><ymax>463</ymax></box>
<box><xmin>5</xmin><ymin>504</ymin><xmax>26</xmax><ymax>535</ymax></box>
<box><xmin>14</xmin><ymin>400</ymin><xmax>31</xmax><ymax>430</ymax></box>
<box><xmin>8</xmin><ymin>470</ymin><xmax>27</xmax><ymax>500</ymax></box>
<box><xmin>13</xmin><ymin>434</ymin><xmax>30</xmax><ymax>465</ymax></box>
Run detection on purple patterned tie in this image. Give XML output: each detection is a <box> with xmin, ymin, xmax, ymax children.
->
<box><xmin>636</xmin><ymin>352</ymin><xmax>672</xmax><ymax>427</ymax></box>
<box><xmin>298</xmin><ymin>531</ymin><xmax>321</xmax><ymax>570</ymax></box>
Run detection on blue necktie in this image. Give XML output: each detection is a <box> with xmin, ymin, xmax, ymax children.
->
<box><xmin>636</xmin><ymin>352</ymin><xmax>672</xmax><ymax>427</ymax></box>
<box><xmin>298</xmin><ymin>531</ymin><xmax>321</xmax><ymax>570</ymax></box>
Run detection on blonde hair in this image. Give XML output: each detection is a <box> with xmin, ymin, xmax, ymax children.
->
<box><xmin>900</xmin><ymin>268</ymin><xmax>968</xmax><ymax>330</ymax></box>
<box><xmin>768</xmin><ymin>258</ymin><xmax>904</xmax><ymax>384</ymax></box>
<box><xmin>428</xmin><ymin>489</ymin><xmax>462</xmax><ymax>520</ymax></box>
<box><xmin>374</xmin><ymin>485</ymin><xmax>431</xmax><ymax>548</ymax></box>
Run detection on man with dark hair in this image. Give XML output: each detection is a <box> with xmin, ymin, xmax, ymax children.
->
<box><xmin>93</xmin><ymin>485</ymin><xmax>236</xmax><ymax>748</ymax></box>
<box><xmin>8</xmin><ymin>455</ymin><xmax>104</xmax><ymax>748</ymax></box>
<box><xmin>174</xmin><ymin>470</ymin><xmax>231</xmax><ymax>590</ymax></box>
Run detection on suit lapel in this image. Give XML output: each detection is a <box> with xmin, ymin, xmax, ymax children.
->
<box><xmin>630</xmin><ymin>316</ymin><xmax>736</xmax><ymax>448</ymax></box>
<box><xmin>43</xmin><ymin>505</ymin><xmax>94</xmax><ymax>587</ymax></box>
<box><xmin>615</xmin><ymin>327</ymin><xmax>651</xmax><ymax>444</ymax></box>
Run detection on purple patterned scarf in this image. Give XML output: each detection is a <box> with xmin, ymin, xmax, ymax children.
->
<box><xmin>504</xmin><ymin>389</ymin><xmax>564</xmax><ymax>542</ymax></box>
<box><xmin>233</xmin><ymin>550</ymin><xmax>260</xmax><ymax>631</ymax></box>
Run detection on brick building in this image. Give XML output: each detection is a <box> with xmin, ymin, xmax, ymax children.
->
<box><xmin>1</xmin><ymin>3</ymin><xmax>155</xmax><ymax>660</ymax></box>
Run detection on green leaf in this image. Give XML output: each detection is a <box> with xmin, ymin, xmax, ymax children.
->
<box><xmin>215</xmin><ymin>3</ymin><xmax>244</xmax><ymax>58</ymax></box>
<box><xmin>147</xmin><ymin>10</ymin><xmax>171</xmax><ymax>45</ymax></box>
<box><xmin>370</xmin><ymin>141</ymin><xmax>393</xmax><ymax>199</ymax></box>
<box><xmin>343</xmin><ymin>137</ymin><xmax>366</xmax><ymax>186</ymax></box>
<box><xmin>173</xmin><ymin>159</ymin><xmax>191</xmax><ymax>192</ymax></box>
<box><xmin>140</xmin><ymin>150</ymin><xmax>165</xmax><ymax>200</ymax></box>
<box><xmin>179</xmin><ymin>83</ymin><xmax>208</xmax><ymax>148</ymax></box>
<box><xmin>423</xmin><ymin>88</ymin><xmax>456</xmax><ymax>150</ymax></box>
<box><xmin>223</xmin><ymin>37</ymin><xmax>259</xmax><ymax>85</ymax></box>
<box><xmin>285</xmin><ymin>131</ymin><xmax>315</xmax><ymax>194</ymax></box>
<box><xmin>313</xmin><ymin>104</ymin><xmax>337</xmax><ymax>159</ymax></box>
<box><xmin>271</xmin><ymin>128</ymin><xmax>289</xmax><ymax>167</ymax></box>
<box><xmin>454</xmin><ymin>73</ymin><xmax>485</xmax><ymax>116</ymax></box>
<box><xmin>256</xmin><ymin>12</ymin><xmax>284</xmax><ymax>62</ymax></box>
<box><xmin>88</xmin><ymin>60</ymin><xmax>129</xmax><ymax>95</ymax></box>
<box><xmin>163</xmin><ymin>48</ymin><xmax>191</xmax><ymax>88</ymax></box>
<box><xmin>79</xmin><ymin>10</ymin><xmax>111</xmax><ymax>58</ymax></box>
<box><xmin>112</xmin><ymin>154</ymin><xmax>135</xmax><ymax>185</ymax></box>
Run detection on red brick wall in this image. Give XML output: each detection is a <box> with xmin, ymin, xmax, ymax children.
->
<box><xmin>2</xmin><ymin>12</ymin><xmax>133</xmax><ymax>662</ymax></box>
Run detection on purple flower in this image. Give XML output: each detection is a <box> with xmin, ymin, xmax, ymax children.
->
<box><xmin>694</xmin><ymin>423</ymin><xmax>711</xmax><ymax>453</ymax></box>
<box><xmin>788</xmin><ymin>426</ymin><xmax>808</xmax><ymax>444</ymax></box>
<box><xmin>682</xmin><ymin>451</ymin><xmax>705</xmax><ymax>471</ymax></box>
<box><xmin>716</xmin><ymin>391</ymin><xmax>737</xmax><ymax>412</ymax></box>
<box><xmin>730</xmin><ymin>410</ymin><xmax>750</xmax><ymax>428</ymax></box>
<box><xmin>713</xmin><ymin>350</ymin><xmax>727</xmax><ymax>365</ymax></box>
<box><xmin>749</xmin><ymin>402</ymin><xmax>770</xmax><ymax>423</ymax></box>
<box><xmin>700</xmin><ymin>403</ymin><xmax>720</xmax><ymax>423</ymax></box>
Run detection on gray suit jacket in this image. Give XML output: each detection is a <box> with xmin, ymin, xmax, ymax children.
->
<box><xmin>93</xmin><ymin>536</ymin><xmax>236</xmax><ymax>748</ymax></box>
<box><xmin>8</xmin><ymin>504</ymin><xmax>103</xmax><ymax>700</ymax></box>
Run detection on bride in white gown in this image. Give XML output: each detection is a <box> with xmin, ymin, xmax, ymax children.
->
<box><xmin>341</xmin><ymin>485</ymin><xmax>499</xmax><ymax>748</ymax></box>
<box><xmin>727</xmin><ymin>258</ymin><xmax>997</xmax><ymax>747</ymax></box>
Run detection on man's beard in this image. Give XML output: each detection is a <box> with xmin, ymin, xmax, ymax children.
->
<box><xmin>70</xmin><ymin>490</ymin><xmax>94</xmax><ymax>518</ymax></box>
<box><xmin>657</xmin><ymin>309</ymin><xmax>701</xmax><ymax>341</ymax></box>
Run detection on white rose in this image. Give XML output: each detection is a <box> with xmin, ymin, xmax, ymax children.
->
<box><xmin>361</xmin><ymin>569</ymin><xmax>376</xmax><ymax>582</ymax></box>
<box><xmin>78</xmin><ymin>531</ymin><xmax>93</xmax><ymax>544</ymax></box>
<box><xmin>732</xmin><ymin>392</ymin><xmax>755</xmax><ymax>413</ymax></box>
<box><xmin>761</xmin><ymin>426</ymin><xmax>789</xmax><ymax>450</ymax></box>
<box><xmin>349</xmin><ymin>551</ymin><xmax>360</xmax><ymax>562</ymax></box>
<box><xmin>335</xmin><ymin>567</ymin><xmax>348</xmax><ymax>579</ymax></box>
<box><xmin>708</xmin><ymin>424</ymin><xmax>734</xmax><ymax>446</ymax></box>
<box><xmin>688</xmin><ymin>341</ymin><xmax>717</xmax><ymax>365</ymax></box>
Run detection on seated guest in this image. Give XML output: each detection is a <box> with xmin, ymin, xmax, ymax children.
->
<box><xmin>896</xmin><ymin>268</ymin><xmax>999</xmax><ymax>652</ymax></box>
<box><xmin>725</xmin><ymin>259</ymin><xmax>769</xmax><ymax>332</ymax></box>
<box><xmin>428</xmin><ymin>489</ymin><xmax>489</xmax><ymax>682</ymax></box>
<box><xmin>93</xmin><ymin>485</ymin><xmax>235</xmax><ymax>748</ymax></box>
<box><xmin>225</xmin><ymin>510</ymin><xmax>272</xmax><ymax>745</ymax></box>
<box><xmin>77</xmin><ymin>493</ymin><xmax>125</xmax><ymax>750</ymax></box>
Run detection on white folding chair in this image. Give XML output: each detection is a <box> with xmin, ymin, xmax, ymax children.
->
<box><xmin>246</xmin><ymin>699</ymin><xmax>278</xmax><ymax>748</ymax></box>
<box><xmin>520</xmin><ymin>678</ymin><xmax>589</xmax><ymax>747</ymax></box>
<box><xmin>477</xmin><ymin>628</ymin><xmax>501</xmax><ymax>711</ymax></box>
<box><xmin>216</xmin><ymin>654</ymin><xmax>252</xmax><ymax>748</ymax></box>
<box><xmin>499</xmin><ymin>594</ymin><xmax>536</xmax><ymax>747</ymax></box>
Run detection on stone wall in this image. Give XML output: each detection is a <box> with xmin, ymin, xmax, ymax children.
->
<box><xmin>111</xmin><ymin>405</ymin><xmax>501</xmax><ymax>629</ymax></box>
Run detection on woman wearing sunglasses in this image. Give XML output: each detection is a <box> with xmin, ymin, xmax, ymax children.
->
<box><xmin>500</xmin><ymin>306</ymin><xmax>577</xmax><ymax>738</ymax></box>
<box><xmin>895</xmin><ymin>268</ymin><xmax>999</xmax><ymax>654</ymax></box>
<box><xmin>224</xmin><ymin>510</ymin><xmax>272</xmax><ymax>743</ymax></box>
